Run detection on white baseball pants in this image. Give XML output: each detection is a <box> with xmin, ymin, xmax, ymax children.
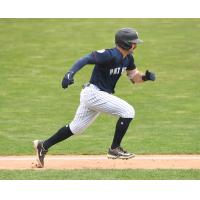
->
<box><xmin>69</xmin><ymin>84</ymin><xmax>135</xmax><ymax>134</ymax></box>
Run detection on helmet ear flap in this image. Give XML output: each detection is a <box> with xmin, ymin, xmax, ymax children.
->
<box><xmin>116</xmin><ymin>40</ymin><xmax>132</xmax><ymax>50</ymax></box>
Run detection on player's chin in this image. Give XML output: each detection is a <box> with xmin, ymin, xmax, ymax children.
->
<box><xmin>128</xmin><ymin>49</ymin><xmax>134</xmax><ymax>54</ymax></box>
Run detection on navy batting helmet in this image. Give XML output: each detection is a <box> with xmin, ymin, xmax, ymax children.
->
<box><xmin>115</xmin><ymin>28</ymin><xmax>143</xmax><ymax>50</ymax></box>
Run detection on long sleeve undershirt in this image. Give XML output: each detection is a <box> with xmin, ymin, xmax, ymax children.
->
<box><xmin>69</xmin><ymin>54</ymin><xmax>95</xmax><ymax>75</ymax></box>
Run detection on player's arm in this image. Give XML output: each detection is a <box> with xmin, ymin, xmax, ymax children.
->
<box><xmin>62</xmin><ymin>54</ymin><xmax>96</xmax><ymax>89</ymax></box>
<box><xmin>62</xmin><ymin>50</ymin><xmax>112</xmax><ymax>89</ymax></box>
<box><xmin>127</xmin><ymin>68</ymin><xmax>156</xmax><ymax>84</ymax></box>
<box><xmin>126</xmin><ymin>54</ymin><xmax>155</xmax><ymax>84</ymax></box>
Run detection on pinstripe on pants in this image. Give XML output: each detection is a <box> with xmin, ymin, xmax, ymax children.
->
<box><xmin>69</xmin><ymin>84</ymin><xmax>135</xmax><ymax>134</ymax></box>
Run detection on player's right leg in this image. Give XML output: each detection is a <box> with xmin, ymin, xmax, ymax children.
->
<box><xmin>33</xmin><ymin>125</ymin><xmax>73</xmax><ymax>167</ymax></box>
<box><xmin>33</xmin><ymin>140</ymin><xmax>48</xmax><ymax>168</ymax></box>
<box><xmin>33</xmin><ymin>103</ymin><xmax>99</xmax><ymax>168</ymax></box>
<box><xmin>69</xmin><ymin>103</ymin><xmax>100</xmax><ymax>135</ymax></box>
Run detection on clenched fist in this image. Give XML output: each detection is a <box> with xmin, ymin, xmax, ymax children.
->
<box><xmin>62</xmin><ymin>71</ymin><xmax>74</xmax><ymax>89</ymax></box>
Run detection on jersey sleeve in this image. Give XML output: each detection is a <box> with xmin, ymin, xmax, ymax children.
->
<box><xmin>127</xmin><ymin>55</ymin><xmax>136</xmax><ymax>70</ymax></box>
<box><xmin>68</xmin><ymin>50</ymin><xmax>112</xmax><ymax>74</ymax></box>
<box><xmin>90</xmin><ymin>49</ymin><xmax>113</xmax><ymax>64</ymax></box>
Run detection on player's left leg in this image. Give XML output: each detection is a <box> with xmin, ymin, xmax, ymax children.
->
<box><xmin>111</xmin><ymin>117</ymin><xmax>133</xmax><ymax>149</ymax></box>
<box><xmin>83</xmin><ymin>89</ymin><xmax>135</xmax><ymax>159</ymax></box>
<box><xmin>108</xmin><ymin>117</ymin><xmax>134</xmax><ymax>159</ymax></box>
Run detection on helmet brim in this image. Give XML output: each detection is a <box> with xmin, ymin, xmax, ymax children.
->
<box><xmin>130</xmin><ymin>39</ymin><xmax>143</xmax><ymax>44</ymax></box>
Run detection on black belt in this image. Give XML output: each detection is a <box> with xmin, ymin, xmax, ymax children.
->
<box><xmin>82</xmin><ymin>83</ymin><xmax>91</xmax><ymax>89</ymax></box>
<box><xmin>82</xmin><ymin>83</ymin><xmax>112</xmax><ymax>93</ymax></box>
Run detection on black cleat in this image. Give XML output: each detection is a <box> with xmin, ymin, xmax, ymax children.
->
<box><xmin>107</xmin><ymin>146</ymin><xmax>135</xmax><ymax>160</ymax></box>
<box><xmin>33</xmin><ymin>140</ymin><xmax>48</xmax><ymax>168</ymax></box>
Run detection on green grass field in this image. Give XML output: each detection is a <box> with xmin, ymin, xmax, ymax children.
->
<box><xmin>1</xmin><ymin>169</ymin><xmax>200</xmax><ymax>180</ymax></box>
<box><xmin>0</xmin><ymin>19</ymin><xmax>200</xmax><ymax>179</ymax></box>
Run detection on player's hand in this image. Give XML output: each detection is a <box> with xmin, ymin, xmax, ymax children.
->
<box><xmin>62</xmin><ymin>71</ymin><xmax>74</xmax><ymax>89</ymax></box>
<box><xmin>142</xmin><ymin>70</ymin><xmax>156</xmax><ymax>81</ymax></box>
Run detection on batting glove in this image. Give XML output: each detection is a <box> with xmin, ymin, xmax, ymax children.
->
<box><xmin>62</xmin><ymin>71</ymin><xmax>74</xmax><ymax>89</ymax></box>
<box><xmin>142</xmin><ymin>70</ymin><xmax>156</xmax><ymax>81</ymax></box>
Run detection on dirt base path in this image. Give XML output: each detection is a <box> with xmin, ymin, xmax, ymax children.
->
<box><xmin>0</xmin><ymin>155</ymin><xmax>200</xmax><ymax>170</ymax></box>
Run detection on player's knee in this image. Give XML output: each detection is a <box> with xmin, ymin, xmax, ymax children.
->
<box><xmin>121</xmin><ymin>105</ymin><xmax>135</xmax><ymax>119</ymax></box>
<box><xmin>69</xmin><ymin>124</ymin><xmax>85</xmax><ymax>135</ymax></box>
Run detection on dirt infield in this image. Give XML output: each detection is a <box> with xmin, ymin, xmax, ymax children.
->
<box><xmin>0</xmin><ymin>155</ymin><xmax>200</xmax><ymax>170</ymax></box>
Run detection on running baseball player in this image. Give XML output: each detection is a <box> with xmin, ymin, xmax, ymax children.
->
<box><xmin>33</xmin><ymin>28</ymin><xmax>156</xmax><ymax>168</ymax></box>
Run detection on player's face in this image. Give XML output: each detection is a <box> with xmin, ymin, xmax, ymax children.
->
<box><xmin>128</xmin><ymin>43</ymin><xmax>137</xmax><ymax>54</ymax></box>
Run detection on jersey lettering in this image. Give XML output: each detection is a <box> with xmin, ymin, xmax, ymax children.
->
<box><xmin>110</xmin><ymin>67</ymin><xmax>120</xmax><ymax>75</ymax></box>
<box><xmin>90</xmin><ymin>48</ymin><xmax>136</xmax><ymax>94</ymax></box>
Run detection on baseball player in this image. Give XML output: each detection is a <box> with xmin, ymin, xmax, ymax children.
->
<box><xmin>33</xmin><ymin>28</ymin><xmax>156</xmax><ymax>168</ymax></box>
